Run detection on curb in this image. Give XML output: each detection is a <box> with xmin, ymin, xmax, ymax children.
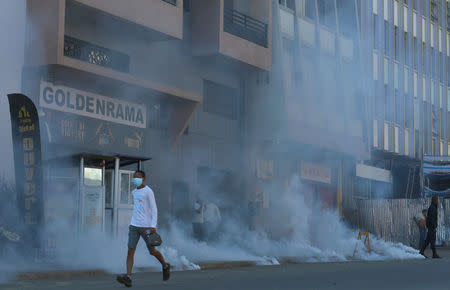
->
<box><xmin>15</xmin><ymin>261</ymin><xmax>258</xmax><ymax>281</ymax></box>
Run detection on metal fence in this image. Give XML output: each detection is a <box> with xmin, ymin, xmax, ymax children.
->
<box><xmin>64</xmin><ymin>35</ymin><xmax>130</xmax><ymax>73</ymax></box>
<box><xmin>223</xmin><ymin>8</ymin><xmax>268</xmax><ymax>48</ymax></box>
<box><xmin>344</xmin><ymin>197</ymin><xmax>450</xmax><ymax>248</ymax></box>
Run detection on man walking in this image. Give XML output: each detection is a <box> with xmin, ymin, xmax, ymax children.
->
<box><xmin>420</xmin><ymin>196</ymin><xmax>441</xmax><ymax>258</ymax></box>
<box><xmin>413</xmin><ymin>209</ymin><xmax>427</xmax><ymax>250</ymax></box>
<box><xmin>117</xmin><ymin>170</ymin><xmax>170</xmax><ymax>287</ymax></box>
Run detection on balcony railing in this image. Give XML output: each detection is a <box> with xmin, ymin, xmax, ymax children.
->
<box><xmin>223</xmin><ymin>8</ymin><xmax>268</xmax><ymax>48</ymax></box>
<box><xmin>64</xmin><ymin>35</ymin><xmax>130</xmax><ymax>73</ymax></box>
<box><xmin>162</xmin><ymin>0</ymin><xmax>177</xmax><ymax>6</ymax></box>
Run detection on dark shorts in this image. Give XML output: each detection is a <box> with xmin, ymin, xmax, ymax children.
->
<box><xmin>128</xmin><ymin>225</ymin><xmax>157</xmax><ymax>252</ymax></box>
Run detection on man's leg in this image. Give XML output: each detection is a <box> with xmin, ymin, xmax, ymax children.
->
<box><xmin>420</xmin><ymin>230</ymin><xmax>432</xmax><ymax>256</ymax></box>
<box><xmin>127</xmin><ymin>248</ymin><xmax>136</xmax><ymax>276</ymax></box>
<box><xmin>419</xmin><ymin>228</ymin><xmax>426</xmax><ymax>249</ymax></box>
<box><xmin>150</xmin><ymin>248</ymin><xmax>167</xmax><ymax>268</ymax></box>
<box><xmin>117</xmin><ymin>226</ymin><xmax>139</xmax><ymax>287</ymax></box>
<box><xmin>431</xmin><ymin>230</ymin><xmax>440</xmax><ymax>258</ymax></box>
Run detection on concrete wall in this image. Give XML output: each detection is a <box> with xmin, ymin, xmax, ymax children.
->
<box><xmin>73</xmin><ymin>0</ymin><xmax>183</xmax><ymax>39</ymax></box>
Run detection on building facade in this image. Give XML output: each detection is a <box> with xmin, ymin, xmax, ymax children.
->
<box><xmin>20</xmin><ymin>0</ymin><xmax>271</xmax><ymax>241</ymax></box>
<box><xmin>14</xmin><ymin>0</ymin><xmax>450</xmax><ymax>244</ymax></box>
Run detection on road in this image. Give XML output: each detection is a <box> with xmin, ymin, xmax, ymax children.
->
<box><xmin>0</xmin><ymin>248</ymin><xmax>450</xmax><ymax>290</ymax></box>
<box><xmin>1</xmin><ymin>255</ymin><xmax>448</xmax><ymax>290</ymax></box>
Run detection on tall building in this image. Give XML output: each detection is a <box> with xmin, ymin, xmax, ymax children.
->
<box><xmin>244</xmin><ymin>0</ymin><xmax>449</xmax><ymax>234</ymax></box>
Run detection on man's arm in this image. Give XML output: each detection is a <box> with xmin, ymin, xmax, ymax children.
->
<box><xmin>148</xmin><ymin>189</ymin><xmax>158</xmax><ymax>232</ymax></box>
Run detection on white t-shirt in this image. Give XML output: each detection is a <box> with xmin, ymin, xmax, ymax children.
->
<box><xmin>130</xmin><ymin>185</ymin><xmax>158</xmax><ymax>228</ymax></box>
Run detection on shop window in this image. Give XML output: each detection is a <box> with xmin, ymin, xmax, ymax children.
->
<box><xmin>203</xmin><ymin>80</ymin><xmax>239</xmax><ymax>120</ymax></box>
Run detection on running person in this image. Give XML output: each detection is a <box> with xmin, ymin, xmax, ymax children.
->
<box><xmin>117</xmin><ymin>170</ymin><xmax>170</xmax><ymax>287</ymax></box>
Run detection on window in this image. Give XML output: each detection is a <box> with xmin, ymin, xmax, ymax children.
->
<box><xmin>394</xmin><ymin>1</ymin><xmax>399</xmax><ymax>27</ymax></box>
<box><xmin>383</xmin><ymin>0</ymin><xmax>389</xmax><ymax>20</ymax></box>
<box><xmin>413</xmin><ymin>11</ymin><xmax>417</xmax><ymax>37</ymax></box>
<box><xmin>279</xmin><ymin>0</ymin><xmax>295</xmax><ymax>10</ymax></box>
<box><xmin>384</xmin><ymin>57</ymin><xmax>389</xmax><ymax>85</ymax></box>
<box><xmin>183</xmin><ymin>0</ymin><xmax>190</xmax><ymax>12</ymax></box>
<box><xmin>373</xmin><ymin>51</ymin><xmax>379</xmax><ymax>80</ymax></box>
<box><xmin>394</xmin><ymin>62</ymin><xmax>399</xmax><ymax>89</ymax></box>
<box><xmin>413</xmin><ymin>71</ymin><xmax>418</xmax><ymax>97</ymax></box>
<box><xmin>337</xmin><ymin>0</ymin><xmax>357</xmax><ymax>37</ymax></box>
<box><xmin>305</xmin><ymin>0</ymin><xmax>316</xmax><ymax>19</ymax></box>
<box><xmin>430</xmin><ymin>23</ymin><xmax>435</xmax><ymax>48</ymax></box>
<box><xmin>203</xmin><ymin>80</ymin><xmax>239</xmax><ymax>120</ymax></box>
<box><xmin>440</xmin><ymin>84</ymin><xmax>444</xmax><ymax>110</ymax></box>
<box><xmin>385</xmin><ymin>20</ymin><xmax>390</xmax><ymax>54</ymax></box>
<box><xmin>317</xmin><ymin>0</ymin><xmax>336</xmax><ymax>29</ymax></box>
<box><xmin>403</xmin><ymin>6</ymin><xmax>408</xmax><ymax>32</ymax></box>
<box><xmin>404</xmin><ymin>67</ymin><xmax>409</xmax><ymax>93</ymax></box>
<box><xmin>422</xmin><ymin>17</ymin><xmax>426</xmax><ymax>42</ymax></box>
<box><xmin>423</xmin><ymin>77</ymin><xmax>427</xmax><ymax>102</ymax></box>
<box><xmin>373</xmin><ymin>0</ymin><xmax>378</xmax><ymax>14</ymax></box>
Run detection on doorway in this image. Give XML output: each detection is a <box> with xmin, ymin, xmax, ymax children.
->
<box><xmin>80</xmin><ymin>155</ymin><xmax>148</xmax><ymax>238</ymax></box>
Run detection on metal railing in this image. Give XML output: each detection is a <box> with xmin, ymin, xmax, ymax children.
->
<box><xmin>64</xmin><ymin>35</ymin><xmax>130</xmax><ymax>73</ymax></box>
<box><xmin>162</xmin><ymin>0</ymin><xmax>177</xmax><ymax>6</ymax></box>
<box><xmin>223</xmin><ymin>8</ymin><xmax>268</xmax><ymax>48</ymax></box>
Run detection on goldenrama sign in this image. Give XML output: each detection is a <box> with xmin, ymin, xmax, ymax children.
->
<box><xmin>39</xmin><ymin>81</ymin><xmax>147</xmax><ymax>128</ymax></box>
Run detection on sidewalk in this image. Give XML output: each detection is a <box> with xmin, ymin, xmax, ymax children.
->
<box><xmin>14</xmin><ymin>246</ymin><xmax>450</xmax><ymax>281</ymax></box>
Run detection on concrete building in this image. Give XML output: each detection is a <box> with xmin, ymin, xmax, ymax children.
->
<box><xmin>18</xmin><ymin>0</ymin><xmax>272</xmax><ymax>242</ymax></box>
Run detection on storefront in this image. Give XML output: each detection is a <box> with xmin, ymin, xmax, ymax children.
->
<box><xmin>18</xmin><ymin>65</ymin><xmax>200</xmax><ymax>244</ymax></box>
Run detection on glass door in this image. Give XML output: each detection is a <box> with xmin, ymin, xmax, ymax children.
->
<box><xmin>114</xmin><ymin>170</ymin><xmax>134</xmax><ymax>239</ymax></box>
<box><xmin>81</xmin><ymin>167</ymin><xmax>104</xmax><ymax>232</ymax></box>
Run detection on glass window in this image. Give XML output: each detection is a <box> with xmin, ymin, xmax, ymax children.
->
<box><xmin>439</xmin><ymin>84</ymin><xmax>443</xmax><ymax>109</ymax></box>
<box><xmin>394</xmin><ymin>62</ymin><xmax>399</xmax><ymax>89</ymax></box>
<box><xmin>403</xmin><ymin>6</ymin><xmax>408</xmax><ymax>32</ymax></box>
<box><xmin>404</xmin><ymin>67</ymin><xmax>409</xmax><ymax>93</ymax></box>
<box><xmin>305</xmin><ymin>0</ymin><xmax>316</xmax><ymax>19</ymax></box>
<box><xmin>422</xmin><ymin>17</ymin><xmax>426</xmax><ymax>42</ymax></box>
<box><xmin>413</xmin><ymin>11</ymin><xmax>417</xmax><ymax>37</ymax></box>
<box><xmin>423</xmin><ymin>77</ymin><xmax>427</xmax><ymax>101</ymax></box>
<box><xmin>430</xmin><ymin>23</ymin><xmax>435</xmax><ymax>48</ymax></box>
<box><xmin>413</xmin><ymin>71</ymin><xmax>418</xmax><ymax>96</ymax></box>
<box><xmin>317</xmin><ymin>0</ymin><xmax>336</xmax><ymax>29</ymax></box>
<box><xmin>394</xmin><ymin>1</ymin><xmax>399</xmax><ymax>26</ymax></box>
<box><xmin>373</xmin><ymin>51</ymin><xmax>379</xmax><ymax>80</ymax></box>
<box><xmin>373</xmin><ymin>0</ymin><xmax>378</xmax><ymax>14</ymax></box>
<box><xmin>384</xmin><ymin>57</ymin><xmax>389</xmax><ymax>85</ymax></box>
<box><xmin>120</xmin><ymin>173</ymin><xmax>131</xmax><ymax>205</ymax></box>
<box><xmin>383</xmin><ymin>0</ymin><xmax>389</xmax><ymax>21</ymax></box>
<box><xmin>431</xmin><ymin>80</ymin><xmax>435</xmax><ymax>105</ymax></box>
<box><xmin>84</xmin><ymin>168</ymin><xmax>102</xmax><ymax>187</ymax></box>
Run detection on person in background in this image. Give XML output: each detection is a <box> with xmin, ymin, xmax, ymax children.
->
<box><xmin>413</xmin><ymin>209</ymin><xmax>427</xmax><ymax>250</ymax></box>
<box><xmin>192</xmin><ymin>199</ymin><xmax>205</xmax><ymax>241</ymax></box>
<box><xmin>116</xmin><ymin>170</ymin><xmax>170</xmax><ymax>287</ymax></box>
<box><xmin>420</xmin><ymin>196</ymin><xmax>441</xmax><ymax>258</ymax></box>
<box><xmin>203</xmin><ymin>202</ymin><xmax>222</xmax><ymax>242</ymax></box>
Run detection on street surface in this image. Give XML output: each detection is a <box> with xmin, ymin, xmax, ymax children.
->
<box><xmin>2</xmin><ymin>249</ymin><xmax>450</xmax><ymax>290</ymax></box>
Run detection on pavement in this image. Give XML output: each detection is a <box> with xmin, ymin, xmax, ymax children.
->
<box><xmin>1</xmin><ymin>247</ymin><xmax>450</xmax><ymax>289</ymax></box>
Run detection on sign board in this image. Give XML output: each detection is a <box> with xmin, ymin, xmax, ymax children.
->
<box><xmin>356</xmin><ymin>164</ymin><xmax>393</xmax><ymax>183</ymax></box>
<box><xmin>300</xmin><ymin>162</ymin><xmax>331</xmax><ymax>184</ymax></box>
<box><xmin>7</xmin><ymin>94</ymin><xmax>43</xmax><ymax>248</ymax></box>
<box><xmin>39</xmin><ymin>81</ymin><xmax>146</xmax><ymax>128</ymax></box>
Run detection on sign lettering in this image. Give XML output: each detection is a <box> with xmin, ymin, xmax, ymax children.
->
<box><xmin>39</xmin><ymin>81</ymin><xmax>147</xmax><ymax>128</ymax></box>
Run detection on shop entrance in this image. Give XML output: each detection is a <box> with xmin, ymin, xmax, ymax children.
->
<box><xmin>80</xmin><ymin>155</ymin><xmax>149</xmax><ymax>238</ymax></box>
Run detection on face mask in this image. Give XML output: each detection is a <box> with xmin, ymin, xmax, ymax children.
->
<box><xmin>133</xmin><ymin>178</ymin><xmax>143</xmax><ymax>187</ymax></box>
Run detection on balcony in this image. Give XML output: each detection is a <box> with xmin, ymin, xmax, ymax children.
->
<box><xmin>191</xmin><ymin>0</ymin><xmax>272</xmax><ymax>71</ymax></box>
<box><xmin>64</xmin><ymin>36</ymin><xmax>130</xmax><ymax>73</ymax></box>
<box><xmin>223</xmin><ymin>8</ymin><xmax>268</xmax><ymax>48</ymax></box>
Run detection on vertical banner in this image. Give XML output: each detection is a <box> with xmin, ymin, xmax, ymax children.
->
<box><xmin>8</xmin><ymin>94</ymin><xmax>43</xmax><ymax>249</ymax></box>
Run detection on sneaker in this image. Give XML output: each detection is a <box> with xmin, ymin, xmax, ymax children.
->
<box><xmin>420</xmin><ymin>251</ymin><xmax>428</xmax><ymax>258</ymax></box>
<box><xmin>117</xmin><ymin>274</ymin><xmax>132</xmax><ymax>287</ymax></box>
<box><xmin>163</xmin><ymin>264</ymin><xmax>171</xmax><ymax>281</ymax></box>
<box><xmin>432</xmin><ymin>253</ymin><xmax>441</xmax><ymax>259</ymax></box>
